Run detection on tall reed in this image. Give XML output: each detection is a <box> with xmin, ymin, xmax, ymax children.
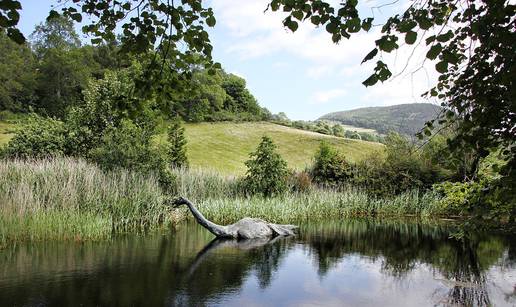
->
<box><xmin>0</xmin><ymin>158</ymin><xmax>442</xmax><ymax>245</ymax></box>
<box><xmin>0</xmin><ymin>158</ymin><xmax>182</xmax><ymax>245</ymax></box>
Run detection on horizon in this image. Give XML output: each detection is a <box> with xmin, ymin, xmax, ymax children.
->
<box><xmin>17</xmin><ymin>0</ymin><xmax>440</xmax><ymax>121</ymax></box>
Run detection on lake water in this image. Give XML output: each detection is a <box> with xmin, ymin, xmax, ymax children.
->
<box><xmin>1</xmin><ymin>219</ymin><xmax>515</xmax><ymax>306</ymax></box>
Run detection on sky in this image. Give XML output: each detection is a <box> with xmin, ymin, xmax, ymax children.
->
<box><xmin>17</xmin><ymin>0</ymin><xmax>439</xmax><ymax>120</ymax></box>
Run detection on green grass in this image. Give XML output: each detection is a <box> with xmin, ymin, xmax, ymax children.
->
<box><xmin>0</xmin><ymin>120</ymin><xmax>17</xmax><ymax>145</ymax></box>
<box><xmin>1</xmin><ymin>118</ymin><xmax>383</xmax><ymax>175</ymax></box>
<box><xmin>180</xmin><ymin>122</ymin><xmax>383</xmax><ymax>175</ymax></box>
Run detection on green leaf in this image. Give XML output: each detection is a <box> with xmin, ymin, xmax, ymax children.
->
<box><xmin>398</xmin><ymin>20</ymin><xmax>417</xmax><ymax>33</ymax></box>
<box><xmin>206</xmin><ymin>16</ymin><xmax>216</xmax><ymax>27</ymax></box>
<box><xmin>6</xmin><ymin>28</ymin><xmax>24</xmax><ymax>44</ymax></box>
<box><xmin>361</xmin><ymin>18</ymin><xmax>373</xmax><ymax>31</ymax></box>
<box><xmin>292</xmin><ymin>10</ymin><xmax>303</xmax><ymax>21</ymax></box>
<box><xmin>91</xmin><ymin>37</ymin><xmax>103</xmax><ymax>44</ymax></box>
<box><xmin>405</xmin><ymin>31</ymin><xmax>417</xmax><ymax>44</ymax></box>
<box><xmin>376</xmin><ymin>35</ymin><xmax>398</xmax><ymax>52</ymax></box>
<box><xmin>426</xmin><ymin>43</ymin><xmax>442</xmax><ymax>60</ymax></box>
<box><xmin>436</xmin><ymin>30</ymin><xmax>453</xmax><ymax>42</ymax></box>
<box><xmin>361</xmin><ymin>48</ymin><xmax>378</xmax><ymax>63</ymax></box>
<box><xmin>71</xmin><ymin>13</ymin><xmax>82</xmax><ymax>22</ymax></box>
<box><xmin>310</xmin><ymin>15</ymin><xmax>320</xmax><ymax>25</ymax></box>
<box><xmin>416</xmin><ymin>16</ymin><xmax>432</xmax><ymax>30</ymax></box>
<box><xmin>326</xmin><ymin>21</ymin><xmax>337</xmax><ymax>34</ymax></box>
<box><xmin>425</xmin><ymin>35</ymin><xmax>435</xmax><ymax>45</ymax></box>
<box><xmin>286</xmin><ymin>19</ymin><xmax>298</xmax><ymax>32</ymax></box>
<box><xmin>47</xmin><ymin>10</ymin><xmax>60</xmax><ymax>21</ymax></box>
<box><xmin>435</xmin><ymin>61</ymin><xmax>448</xmax><ymax>73</ymax></box>
<box><xmin>362</xmin><ymin>74</ymin><xmax>378</xmax><ymax>87</ymax></box>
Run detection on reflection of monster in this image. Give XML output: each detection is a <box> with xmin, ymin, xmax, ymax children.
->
<box><xmin>184</xmin><ymin>236</ymin><xmax>285</xmax><ymax>281</ymax></box>
<box><xmin>173</xmin><ymin>234</ymin><xmax>292</xmax><ymax>305</ymax></box>
<box><xmin>171</xmin><ymin>197</ymin><xmax>298</xmax><ymax>238</ymax></box>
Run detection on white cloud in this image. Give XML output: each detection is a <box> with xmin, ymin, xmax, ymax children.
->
<box><xmin>312</xmin><ymin>89</ymin><xmax>347</xmax><ymax>104</ymax></box>
<box><xmin>210</xmin><ymin>0</ymin><xmax>443</xmax><ymax>111</ymax></box>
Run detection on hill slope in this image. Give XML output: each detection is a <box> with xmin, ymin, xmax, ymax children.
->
<box><xmin>182</xmin><ymin>122</ymin><xmax>383</xmax><ymax>175</ymax></box>
<box><xmin>319</xmin><ymin>103</ymin><xmax>441</xmax><ymax>136</ymax></box>
<box><xmin>0</xmin><ymin>120</ymin><xmax>383</xmax><ymax>175</ymax></box>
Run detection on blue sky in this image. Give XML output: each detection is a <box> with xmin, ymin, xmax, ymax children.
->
<box><xmin>17</xmin><ymin>0</ymin><xmax>438</xmax><ymax>120</ymax></box>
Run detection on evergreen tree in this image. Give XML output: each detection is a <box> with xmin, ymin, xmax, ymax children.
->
<box><xmin>244</xmin><ymin>136</ymin><xmax>288</xmax><ymax>197</ymax></box>
<box><xmin>167</xmin><ymin>119</ymin><xmax>188</xmax><ymax>168</ymax></box>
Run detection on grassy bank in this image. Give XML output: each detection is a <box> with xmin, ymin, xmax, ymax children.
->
<box><xmin>0</xmin><ymin>158</ymin><xmax>443</xmax><ymax>245</ymax></box>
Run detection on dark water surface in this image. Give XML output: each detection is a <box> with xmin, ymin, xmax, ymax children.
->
<box><xmin>1</xmin><ymin>219</ymin><xmax>515</xmax><ymax>306</ymax></box>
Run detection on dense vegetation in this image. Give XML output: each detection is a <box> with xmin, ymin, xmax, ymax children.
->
<box><xmin>0</xmin><ymin>17</ymin><xmax>268</xmax><ymax>122</ymax></box>
<box><xmin>319</xmin><ymin>103</ymin><xmax>442</xmax><ymax>136</ymax></box>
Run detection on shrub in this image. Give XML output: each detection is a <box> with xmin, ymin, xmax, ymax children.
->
<box><xmin>310</xmin><ymin>141</ymin><xmax>353</xmax><ymax>186</ymax></box>
<box><xmin>2</xmin><ymin>114</ymin><xmax>67</xmax><ymax>158</ymax></box>
<box><xmin>244</xmin><ymin>136</ymin><xmax>289</xmax><ymax>197</ymax></box>
<box><xmin>352</xmin><ymin>133</ymin><xmax>451</xmax><ymax>196</ymax></box>
<box><xmin>89</xmin><ymin>119</ymin><xmax>165</xmax><ymax>174</ymax></box>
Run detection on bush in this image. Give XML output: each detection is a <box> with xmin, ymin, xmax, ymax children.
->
<box><xmin>244</xmin><ymin>136</ymin><xmax>289</xmax><ymax>197</ymax></box>
<box><xmin>310</xmin><ymin>142</ymin><xmax>353</xmax><ymax>186</ymax></box>
<box><xmin>351</xmin><ymin>133</ymin><xmax>451</xmax><ymax>196</ymax></box>
<box><xmin>89</xmin><ymin>119</ymin><xmax>165</xmax><ymax>174</ymax></box>
<box><xmin>2</xmin><ymin>114</ymin><xmax>67</xmax><ymax>158</ymax></box>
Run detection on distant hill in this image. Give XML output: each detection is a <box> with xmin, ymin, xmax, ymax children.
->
<box><xmin>319</xmin><ymin>103</ymin><xmax>442</xmax><ymax>136</ymax></box>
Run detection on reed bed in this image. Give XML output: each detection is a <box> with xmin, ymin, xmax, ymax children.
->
<box><xmin>194</xmin><ymin>189</ymin><xmax>441</xmax><ymax>225</ymax></box>
<box><xmin>0</xmin><ymin>158</ymin><xmax>442</xmax><ymax>245</ymax></box>
<box><xmin>0</xmin><ymin>158</ymin><xmax>182</xmax><ymax>246</ymax></box>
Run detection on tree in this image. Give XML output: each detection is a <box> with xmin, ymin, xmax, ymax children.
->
<box><xmin>332</xmin><ymin>124</ymin><xmax>345</xmax><ymax>137</ymax></box>
<box><xmin>0</xmin><ymin>30</ymin><xmax>36</xmax><ymax>111</ymax></box>
<box><xmin>30</xmin><ymin>15</ymin><xmax>80</xmax><ymax>58</ymax></box>
<box><xmin>244</xmin><ymin>136</ymin><xmax>289</xmax><ymax>197</ymax></box>
<box><xmin>30</xmin><ymin>16</ymin><xmax>98</xmax><ymax>117</ymax></box>
<box><xmin>269</xmin><ymin>0</ymin><xmax>515</xmax><ymax>200</ymax></box>
<box><xmin>166</xmin><ymin>119</ymin><xmax>188</xmax><ymax>168</ymax></box>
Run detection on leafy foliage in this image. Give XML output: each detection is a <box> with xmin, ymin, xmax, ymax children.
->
<box><xmin>0</xmin><ymin>30</ymin><xmax>37</xmax><ymax>111</ymax></box>
<box><xmin>244</xmin><ymin>136</ymin><xmax>289</xmax><ymax>197</ymax></box>
<box><xmin>310</xmin><ymin>142</ymin><xmax>353</xmax><ymax>186</ymax></box>
<box><xmin>1</xmin><ymin>114</ymin><xmax>67</xmax><ymax>158</ymax></box>
<box><xmin>89</xmin><ymin>119</ymin><xmax>163</xmax><ymax>173</ymax></box>
<box><xmin>271</xmin><ymin>0</ymin><xmax>515</xmax><ymax>212</ymax></box>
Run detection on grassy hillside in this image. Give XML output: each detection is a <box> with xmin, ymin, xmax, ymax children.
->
<box><xmin>0</xmin><ymin>120</ymin><xmax>383</xmax><ymax>175</ymax></box>
<box><xmin>180</xmin><ymin>122</ymin><xmax>383</xmax><ymax>175</ymax></box>
<box><xmin>320</xmin><ymin>103</ymin><xmax>441</xmax><ymax>136</ymax></box>
<box><xmin>0</xmin><ymin>121</ymin><xmax>16</xmax><ymax>145</ymax></box>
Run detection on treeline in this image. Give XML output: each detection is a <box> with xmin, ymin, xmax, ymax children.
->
<box><xmin>0</xmin><ymin>16</ymin><xmax>269</xmax><ymax>122</ymax></box>
<box><xmin>271</xmin><ymin>113</ymin><xmax>383</xmax><ymax>142</ymax></box>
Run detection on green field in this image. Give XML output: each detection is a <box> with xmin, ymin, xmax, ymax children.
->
<box><xmin>0</xmin><ymin>121</ymin><xmax>16</xmax><ymax>145</ymax></box>
<box><xmin>0</xmin><ymin>120</ymin><xmax>383</xmax><ymax>175</ymax></box>
<box><xmin>181</xmin><ymin>122</ymin><xmax>383</xmax><ymax>175</ymax></box>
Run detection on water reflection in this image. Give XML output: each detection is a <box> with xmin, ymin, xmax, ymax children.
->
<box><xmin>0</xmin><ymin>219</ymin><xmax>514</xmax><ymax>306</ymax></box>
